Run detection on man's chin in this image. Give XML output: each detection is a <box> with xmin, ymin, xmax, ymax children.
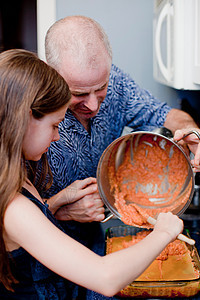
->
<box><xmin>77</xmin><ymin>111</ymin><xmax>98</xmax><ymax>119</ymax></box>
<box><xmin>70</xmin><ymin>109</ymin><xmax>99</xmax><ymax>123</ymax></box>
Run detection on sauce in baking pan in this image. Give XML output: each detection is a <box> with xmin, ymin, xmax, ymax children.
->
<box><xmin>106</xmin><ymin>230</ymin><xmax>199</xmax><ymax>281</ymax></box>
<box><xmin>108</xmin><ymin>134</ymin><xmax>192</xmax><ymax>227</ymax></box>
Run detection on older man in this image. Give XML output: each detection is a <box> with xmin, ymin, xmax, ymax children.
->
<box><xmin>44</xmin><ymin>16</ymin><xmax>198</xmax><ymax>299</ymax></box>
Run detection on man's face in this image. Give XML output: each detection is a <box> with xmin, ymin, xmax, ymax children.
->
<box><xmin>59</xmin><ymin>60</ymin><xmax>111</xmax><ymax>126</ymax></box>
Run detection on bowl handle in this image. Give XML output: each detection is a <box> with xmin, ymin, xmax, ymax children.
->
<box><xmin>101</xmin><ymin>213</ymin><xmax>114</xmax><ymax>223</ymax></box>
<box><xmin>175</xmin><ymin>130</ymin><xmax>200</xmax><ymax>142</ymax></box>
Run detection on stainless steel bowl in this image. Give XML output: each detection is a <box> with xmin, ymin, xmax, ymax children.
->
<box><xmin>97</xmin><ymin>131</ymin><xmax>195</xmax><ymax>224</ymax></box>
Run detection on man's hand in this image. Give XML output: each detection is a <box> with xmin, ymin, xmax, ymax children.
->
<box><xmin>174</xmin><ymin>128</ymin><xmax>200</xmax><ymax>172</ymax></box>
<box><xmin>55</xmin><ymin>191</ymin><xmax>105</xmax><ymax>222</ymax></box>
<box><xmin>48</xmin><ymin>177</ymin><xmax>105</xmax><ymax>222</ymax></box>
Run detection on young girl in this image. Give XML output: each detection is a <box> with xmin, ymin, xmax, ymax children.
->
<box><xmin>0</xmin><ymin>49</ymin><xmax>183</xmax><ymax>299</ymax></box>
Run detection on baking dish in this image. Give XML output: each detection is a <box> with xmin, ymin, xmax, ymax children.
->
<box><xmin>105</xmin><ymin>225</ymin><xmax>200</xmax><ymax>298</ymax></box>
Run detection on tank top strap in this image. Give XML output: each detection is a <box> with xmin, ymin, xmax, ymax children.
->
<box><xmin>21</xmin><ymin>187</ymin><xmax>65</xmax><ymax>232</ymax></box>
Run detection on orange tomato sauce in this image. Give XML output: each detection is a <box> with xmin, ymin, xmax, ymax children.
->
<box><xmin>106</xmin><ymin>230</ymin><xmax>199</xmax><ymax>281</ymax></box>
<box><xmin>119</xmin><ymin>230</ymin><xmax>187</xmax><ymax>261</ymax></box>
<box><xmin>108</xmin><ymin>134</ymin><xmax>192</xmax><ymax>227</ymax></box>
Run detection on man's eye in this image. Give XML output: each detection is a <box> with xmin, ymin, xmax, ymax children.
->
<box><xmin>73</xmin><ymin>93</ymin><xmax>88</xmax><ymax>97</ymax></box>
<box><xmin>98</xmin><ymin>85</ymin><xmax>107</xmax><ymax>91</ymax></box>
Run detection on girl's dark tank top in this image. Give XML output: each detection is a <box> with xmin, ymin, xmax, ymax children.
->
<box><xmin>0</xmin><ymin>188</ymin><xmax>74</xmax><ymax>299</ymax></box>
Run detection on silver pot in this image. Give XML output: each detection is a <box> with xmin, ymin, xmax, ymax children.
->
<box><xmin>97</xmin><ymin>130</ymin><xmax>195</xmax><ymax>224</ymax></box>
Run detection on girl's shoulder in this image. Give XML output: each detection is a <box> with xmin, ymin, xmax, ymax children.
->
<box><xmin>4</xmin><ymin>192</ymin><xmax>46</xmax><ymax>250</ymax></box>
<box><xmin>4</xmin><ymin>193</ymin><xmax>35</xmax><ymax>251</ymax></box>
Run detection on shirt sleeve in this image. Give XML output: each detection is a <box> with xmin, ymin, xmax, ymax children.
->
<box><xmin>112</xmin><ymin>66</ymin><xmax>172</xmax><ymax>132</ymax></box>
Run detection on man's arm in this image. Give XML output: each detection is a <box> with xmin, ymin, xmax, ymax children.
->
<box><xmin>164</xmin><ymin>108</ymin><xmax>198</xmax><ymax>134</ymax></box>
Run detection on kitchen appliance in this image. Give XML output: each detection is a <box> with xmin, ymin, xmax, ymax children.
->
<box><xmin>153</xmin><ymin>0</ymin><xmax>200</xmax><ymax>89</ymax></box>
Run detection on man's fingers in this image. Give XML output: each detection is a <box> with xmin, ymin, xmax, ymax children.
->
<box><xmin>65</xmin><ymin>181</ymin><xmax>98</xmax><ymax>202</ymax></box>
<box><xmin>75</xmin><ymin>177</ymin><xmax>97</xmax><ymax>189</ymax></box>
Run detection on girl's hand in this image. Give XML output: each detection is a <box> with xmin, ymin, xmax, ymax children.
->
<box><xmin>153</xmin><ymin>212</ymin><xmax>183</xmax><ymax>243</ymax></box>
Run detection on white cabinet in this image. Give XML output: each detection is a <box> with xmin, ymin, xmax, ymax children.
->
<box><xmin>153</xmin><ymin>0</ymin><xmax>200</xmax><ymax>90</ymax></box>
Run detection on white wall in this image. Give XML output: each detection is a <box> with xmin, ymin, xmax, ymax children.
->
<box><xmin>55</xmin><ymin>0</ymin><xmax>180</xmax><ymax>108</ymax></box>
<box><xmin>37</xmin><ymin>0</ymin><xmax>56</xmax><ymax>62</ymax></box>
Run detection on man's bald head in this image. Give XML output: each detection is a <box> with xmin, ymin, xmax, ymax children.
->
<box><xmin>45</xmin><ymin>15</ymin><xmax>112</xmax><ymax>72</ymax></box>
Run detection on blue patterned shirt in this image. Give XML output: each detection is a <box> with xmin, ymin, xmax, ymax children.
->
<box><xmin>45</xmin><ymin>64</ymin><xmax>171</xmax><ymax>198</ymax></box>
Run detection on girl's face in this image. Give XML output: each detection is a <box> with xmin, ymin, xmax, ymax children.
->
<box><xmin>22</xmin><ymin>105</ymin><xmax>68</xmax><ymax>161</ymax></box>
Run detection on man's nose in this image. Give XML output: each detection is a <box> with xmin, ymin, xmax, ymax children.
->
<box><xmin>85</xmin><ymin>93</ymin><xmax>99</xmax><ymax>112</ymax></box>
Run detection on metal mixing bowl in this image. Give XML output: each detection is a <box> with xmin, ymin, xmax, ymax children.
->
<box><xmin>97</xmin><ymin>131</ymin><xmax>194</xmax><ymax>224</ymax></box>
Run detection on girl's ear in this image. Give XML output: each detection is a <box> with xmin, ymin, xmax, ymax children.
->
<box><xmin>28</xmin><ymin>109</ymin><xmax>34</xmax><ymax>123</ymax></box>
<box><xmin>29</xmin><ymin>109</ymin><xmax>33</xmax><ymax>116</ymax></box>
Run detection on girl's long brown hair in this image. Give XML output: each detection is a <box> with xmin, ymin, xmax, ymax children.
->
<box><xmin>0</xmin><ymin>49</ymin><xmax>71</xmax><ymax>290</ymax></box>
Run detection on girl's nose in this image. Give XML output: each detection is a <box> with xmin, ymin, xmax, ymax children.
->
<box><xmin>53</xmin><ymin>130</ymin><xmax>60</xmax><ymax>142</ymax></box>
